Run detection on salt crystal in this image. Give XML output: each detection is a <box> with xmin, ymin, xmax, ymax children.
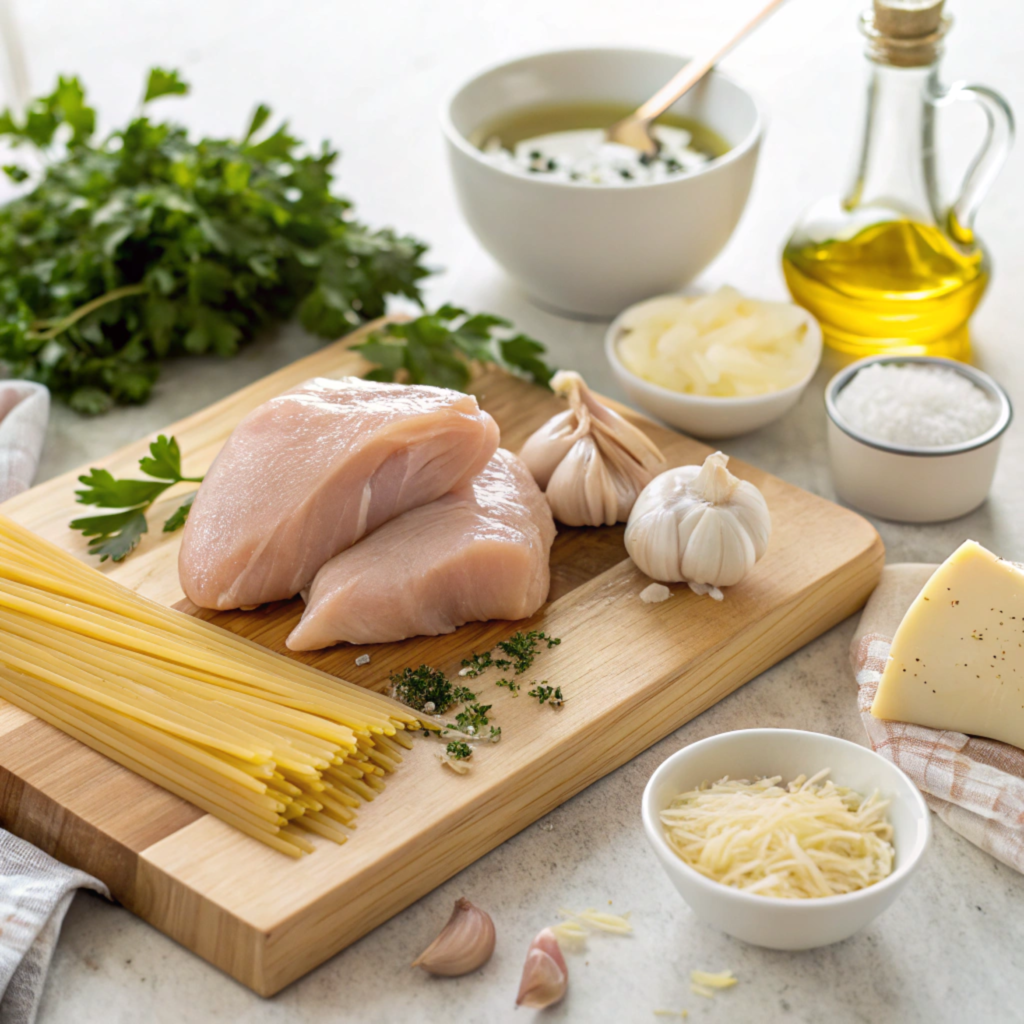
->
<box><xmin>836</xmin><ymin>363</ymin><xmax>997</xmax><ymax>448</ymax></box>
<box><xmin>355</xmin><ymin>654</ymin><xmax>370</xmax><ymax>666</ymax></box>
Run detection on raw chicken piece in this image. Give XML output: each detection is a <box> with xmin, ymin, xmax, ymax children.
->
<box><xmin>179</xmin><ymin>377</ymin><xmax>500</xmax><ymax>610</ymax></box>
<box><xmin>286</xmin><ymin>449</ymin><xmax>556</xmax><ymax>649</ymax></box>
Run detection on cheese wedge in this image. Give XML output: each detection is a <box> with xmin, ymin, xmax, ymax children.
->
<box><xmin>872</xmin><ymin>540</ymin><xmax>1024</xmax><ymax>749</ymax></box>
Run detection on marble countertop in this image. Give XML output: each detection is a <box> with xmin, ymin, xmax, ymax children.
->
<box><xmin>5</xmin><ymin>0</ymin><xmax>1022</xmax><ymax>1020</ymax></box>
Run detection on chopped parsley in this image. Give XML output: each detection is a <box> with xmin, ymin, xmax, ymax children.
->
<box><xmin>495</xmin><ymin>677</ymin><xmax>520</xmax><ymax>696</ymax></box>
<box><xmin>496</xmin><ymin>630</ymin><xmax>561</xmax><ymax>675</ymax></box>
<box><xmin>445</xmin><ymin>741</ymin><xmax>472</xmax><ymax>761</ymax></box>
<box><xmin>528</xmin><ymin>683</ymin><xmax>565</xmax><ymax>708</ymax></box>
<box><xmin>450</xmin><ymin>702</ymin><xmax>492</xmax><ymax>736</ymax></box>
<box><xmin>459</xmin><ymin>651</ymin><xmax>493</xmax><ymax>678</ymax></box>
<box><xmin>390</xmin><ymin>665</ymin><xmax>457</xmax><ymax>714</ymax></box>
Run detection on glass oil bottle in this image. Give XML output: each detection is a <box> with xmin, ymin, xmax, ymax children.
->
<box><xmin>782</xmin><ymin>0</ymin><xmax>1013</xmax><ymax>360</ymax></box>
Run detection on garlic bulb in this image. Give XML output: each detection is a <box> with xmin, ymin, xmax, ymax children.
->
<box><xmin>411</xmin><ymin>897</ymin><xmax>496</xmax><ymax>976</ymax></box>
<box><xmin>625</xmin><ymin>451</ymin><xmax>770</xmax><ymax>591</ymax></box>
<box><xmin>519</xmin><ymin>370</ymin><xmax>665</xmax><ymax>527</ymax></box>
<box><xmin>516</xmin><ymin>927</ymin><xmax>568</xmax><ymax>1009</ymax></box>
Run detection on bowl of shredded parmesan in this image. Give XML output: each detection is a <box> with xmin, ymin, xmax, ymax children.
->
<box><xmin>641</xmin><ymin>729</ymin><xmax>930</xmax><ymax>950</ymax></box>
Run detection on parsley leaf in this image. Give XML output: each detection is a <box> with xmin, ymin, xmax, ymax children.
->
<box><xmin>354</xmin><ymin>307</ymin><xmax>556</xmax><ymax>391</ymax></box>
<box><xmin>0</xmin><ymin>69</ymin><xmax>431</xmax><ymax>412</ymax></box>
<box><xmin>71</xmin><ymin>434</ymin><xmax>202</xmax><ymax>560</ymax></box>
<box><xmin>143</xmin><ymin>68</ymin><xmax>189</xmax><ymax>103</ymax></box>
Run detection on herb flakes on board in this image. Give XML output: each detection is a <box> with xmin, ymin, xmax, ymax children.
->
<box><xmin>528</xmin><ymin>683</ymin><xmax>565</xmax><ymax>708</ymax></box>
<box><xmin>389</xmin><ymin>666</ymin><xmax>463</xmax><ymax>715</ymax></box>
<box><xmin>496</xmin><ymin>630</ymin><xmax>561</xmax><ymax>675</ymax></box>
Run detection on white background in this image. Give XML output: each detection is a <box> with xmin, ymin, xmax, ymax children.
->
<box><xmin>2</xmin><ymin>0</ymin><xmax>1022</xmax><ymax>1021</ymax></box>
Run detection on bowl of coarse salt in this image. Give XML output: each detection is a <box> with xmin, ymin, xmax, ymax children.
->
<box><xmin>825</xmin><ymin>356</ymin><xmax>1012</xmax><ymax>523</ymax></box>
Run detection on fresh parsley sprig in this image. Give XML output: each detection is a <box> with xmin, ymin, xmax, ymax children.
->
<box><xmin>354</xmin><ymin>305</ymin><xmax>556</xmax><ymax>392</ymax></box>
<box><xmin>70</xmin><ymin>435</ymin><xmax>202</xmax><ymax>562</ymax></box>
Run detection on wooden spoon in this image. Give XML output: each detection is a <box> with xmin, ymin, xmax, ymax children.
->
<box><xmin>606</xmin><ymin>0</ymin><xmax>789</xmax><ymax>156</ymax></box>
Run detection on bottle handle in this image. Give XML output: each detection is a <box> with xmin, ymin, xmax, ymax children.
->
<box><xmin>930</xmin><ymin>82</ymin><xmax>1014</xmax><ymax>244</ymax></box>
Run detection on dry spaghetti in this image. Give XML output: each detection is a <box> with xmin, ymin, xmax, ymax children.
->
<box><xmin>0</xmin><ymin>514</ymin><xmax>425</xmax><ymax>856</ymax></box>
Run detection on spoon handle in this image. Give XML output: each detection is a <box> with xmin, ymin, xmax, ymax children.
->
<box><xmin>633</xmin><ymin>0</ymin><xmax>790</xmax><ymax>124</ymax></box>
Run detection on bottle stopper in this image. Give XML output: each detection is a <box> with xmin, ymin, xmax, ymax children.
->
<box><xmin>861</xmin><ymin>0</ymin><xmax>951</xmax><ymax>66</ymax></box>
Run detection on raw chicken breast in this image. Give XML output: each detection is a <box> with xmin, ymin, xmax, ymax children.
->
<box><xmin>286</xmin><ymin>449</ymin><xmax>556</xmax><ymax>649</ymax></box>
<box><xmin>179</xmin><ymin>377</ymin><xmax>500</xmax><ymax>610</ymax></box>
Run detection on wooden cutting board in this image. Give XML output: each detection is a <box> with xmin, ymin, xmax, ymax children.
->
<box><xmin>0</xmin><ymin>320</ymin><xmax>884</xmax><ymax>996</ymax></box>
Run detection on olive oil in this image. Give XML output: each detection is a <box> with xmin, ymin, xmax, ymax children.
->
<box><xmin>781</xmin><ymin>1</ymin><xmax>1012</xmax><ymax>362</ymax></box>
<box><xmin>470</xmin><ymin>101</ymin><xmax>730</xmax><ymax>160</ymax></box>
<box><xmin>782</xmin><ymin>218</ymin><xmax>988</xmax><ymax>359</ymax></box>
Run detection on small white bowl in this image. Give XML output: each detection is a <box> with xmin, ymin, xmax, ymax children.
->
<box><xmin>641</xmin><ymin>729</ymin><xmax>930</xmax><ymax>950</ymax></box>
<box><xmin>825</xmin><ymin>356</ymin><xmax>1013</xmax><ymax>523</ymax></box>
<box><xmin>440</xmin><ymin>48</ymin><xmax>762</xmax><ymax>318</ymax></box>
<box><xmin>605</xmin><ymin>301</ymin><xmax>822</xmax><ymax>438</ymax></box>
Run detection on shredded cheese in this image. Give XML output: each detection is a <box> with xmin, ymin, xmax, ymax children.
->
<box><xmin>550</xmin><ymin>920</ymin><xmax>589</xmax><ymax>951</ymax></box>
<box><xmin>558</xmin><ymin>907</ymin><xmax>633</xmax><ymax>935</ymax></box>
<box><xmin>661</xmin><ymin>771</ymin><xmax>894</xmax><ymax>898</ymax></box>
<box><xmin>691</xmin><ymin>969</ymin><xmax>737</xmax><ymax>990</ymax></box>
<box><xmin>690</xmin><ymin>983</ymin><xmax>716</xmax><ymax>999</ymax></box>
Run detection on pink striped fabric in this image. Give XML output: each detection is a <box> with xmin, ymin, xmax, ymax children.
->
<box><xmin>852</xmin><ymin>565</ymin><xmax>1024</xmax><ymax>874</ymax></box>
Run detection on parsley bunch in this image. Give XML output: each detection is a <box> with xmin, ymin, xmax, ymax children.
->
<box><xmin>0</xmin><ymin>68</ymin><xmax>430</xmax><ymax>413</ymax></box>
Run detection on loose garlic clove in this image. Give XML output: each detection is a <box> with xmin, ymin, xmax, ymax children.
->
<box><xmin>411</xmin><ymin>897</ymin><xmax>496</xmax><ymax>977</ymax></box>
<box><xmin>516</xmin><ymin>927</ymin><xmax>568</xmax><ymax>1009</ymax></box>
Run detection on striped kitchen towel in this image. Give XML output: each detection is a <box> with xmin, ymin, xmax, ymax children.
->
<box><xmin>0</xmin><ymin>382</ymin><xmax>49</xmax><ymax>504</ymax></box>
<box><xmin>851</xmin><ymin>563</ymin><xmax>1024</xmax><ymax>875</ymax></box>
<box><xmin>0</xmin><ymin>829</ymin><xmax>108</xmax><ymax>1024</ymax></box>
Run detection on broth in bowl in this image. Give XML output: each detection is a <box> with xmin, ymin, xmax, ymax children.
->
<box><xmin>471</xmin><ymin>101</ymin><xmax>730</xmax><ymax>186</ymax></box>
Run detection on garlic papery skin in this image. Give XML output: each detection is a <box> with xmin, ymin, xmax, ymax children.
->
<box><xmin>411</xmin><ymin>897</ymin><xmax>496</xmax><ymax>977</ymax></box>
<box><xmin>516</xmin><ymin>927</ymin><xmax>568</xmax><ymax>1009</ymax></box>
<box><xmin>519</xmin><ymin>370</ymin><xmax>665</xmax><ymax>527</ymax></box>
<box><xmin>625</xmin><ymin>451</ymin><xmax>770</xmax><ymax>589</ymax></box>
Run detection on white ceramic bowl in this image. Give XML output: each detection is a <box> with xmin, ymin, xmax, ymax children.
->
<box><xmin>440</xmin><ymin>48</ymin><xmax>762</xmax><ymax>318</ymax></box>
<box><xmin>605</xmin><ymin>300</ymin><xmax>822</xmax><ymax>438</ymax></box>
<box><xmin>642</xmin><ymin>729</ymin><xmax>930</xmax><ymax>950</ymax></box>
<box><xmin>825</xmin><ymin>356</ymin><xmax>1013</xmax><ymax>523</ymax></box>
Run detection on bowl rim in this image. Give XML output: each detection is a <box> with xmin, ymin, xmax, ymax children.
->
<box><xmin>604</xmin><ymin>294</ymin><xmax>823</xmax><ymax>408</ymax></box>
<box><xmin>438</xmin><ymin>45</ymin><xmax>765</xmax><ymax>193</ymax></box>
<box><xmin>641</xmin><ymin>728</ymin><xmax>931</xmax><ymax>909</ymax></box>
<box><xmin>825</xmin><ymin>355</ymin><xmax>1014</xmax><ymax>458</ymax></box>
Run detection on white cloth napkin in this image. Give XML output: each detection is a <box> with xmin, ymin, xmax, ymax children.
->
<box><xmin>851</xmin><ymin>564</ymin><xmax>1024</xmax><ymax>874</ymax></box>
<box><xmin>0</xmin><ymin>829</ymin><xmax>108</xmax><ymax>1024</ymax></box>
<box><xmin>0</xmin><ymin>382</ymin><xmax>49</xmax><ymax>504</ymax></box>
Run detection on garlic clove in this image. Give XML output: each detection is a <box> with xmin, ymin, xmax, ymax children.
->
<box><xmin>515</xmin><ymin>927</ymin><xmax>568</xmax><ymax>1009</ymax></box>
<box><xmin>411</xmin><ymin>897</ymin><xmax>496</xmax><ymax>977</ymax></box>
<box><xmin>518</xmin><ymin>409</ymin><xmax>579</xmax><ymax>489</ymax></box>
